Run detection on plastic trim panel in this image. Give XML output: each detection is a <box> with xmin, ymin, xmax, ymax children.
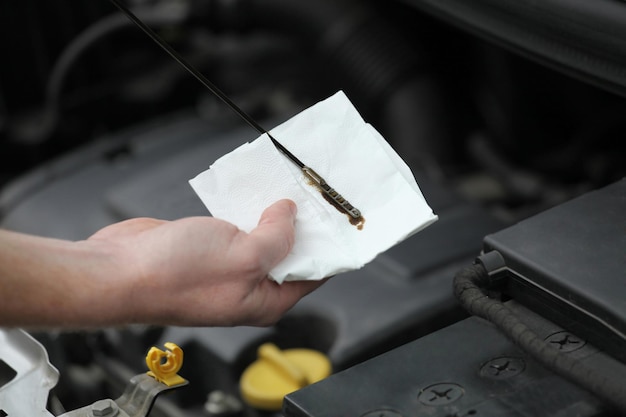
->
<box><xmin>399</xmin><ymin>0</ymin><xmax>626</xmax><ymax>96</ymax></box>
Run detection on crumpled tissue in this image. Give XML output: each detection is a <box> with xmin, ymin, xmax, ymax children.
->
<box><xmin>189</xmin><ymin>91</ymin><xmax>437</xmax><ymax>283</ymax></box>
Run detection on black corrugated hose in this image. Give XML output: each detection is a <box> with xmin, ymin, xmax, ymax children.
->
<box><xmin>204</xmin><ymin>0</ymin><xmax>453</xmax><ymax>175</ymax></box>
<box><xmin>453</xmin><ymin>262</ymin><xmax>626</xmax><ymax>414</ymax></box>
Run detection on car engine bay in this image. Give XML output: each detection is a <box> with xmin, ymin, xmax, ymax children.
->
<box><xmin>1</xmin><ymin>1</ymin><xmax>625</xmax><ymax>416</ymax></box>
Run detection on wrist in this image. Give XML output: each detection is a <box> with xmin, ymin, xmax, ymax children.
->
<box><xmin>0</xmin><ymin>230</ymin><xmax>129</xmax><ymax>327</ymax></box>
<box><xmin>71</xmin><ymin>238</ymin><xmax>143</xmax><ymax>326</ymax></box>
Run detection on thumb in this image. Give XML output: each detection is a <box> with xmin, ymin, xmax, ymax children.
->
<box><xmin>246</xmin><ymin>199</ymin><xmax>297</xmax><ymax>271</ymax></box>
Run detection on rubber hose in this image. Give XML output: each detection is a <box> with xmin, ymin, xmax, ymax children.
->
<box><xmin>453</xmin><ymin>263</ymin><xmax>626</xmax><ymax>413</ymax></box>
<box><xmin>10</xmin><ymin>8</ymin><xmax>188</xmax><ymax>144</ymax></box>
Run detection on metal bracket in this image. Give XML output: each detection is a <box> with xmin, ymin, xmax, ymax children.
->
<box><xmin>1</xmin><ymin>329</ymin><xmax>187</xmax><ymax>417</ymax></box>
<box><xmin>0</xmin><ymin>328</ymin><xmax>59</xmax><ymax>417</ymax></box>
<box><xmin>59</xmin><ymin>374</ymin><xmax>188</xmax><ymax>417</ymax></box>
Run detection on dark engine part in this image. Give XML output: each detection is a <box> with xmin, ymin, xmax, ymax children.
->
<box><xmin>0</xmin><ymin>0</ymin><xmax>456</xmax><ymax>184</ymax></box>
<box><xmin>285</xmin><ymin>301</ymin><xmax>626</xmax><ymax>417</ymax></box>
<box><xmin>484</xmin><ymin>179</ymin><xmax>626</xmax><ymax>365</ymax></box>
<box><xmin>285</xmin><ymin>179</ymin><xmax>626</xmax><ymax>417</ymax></box>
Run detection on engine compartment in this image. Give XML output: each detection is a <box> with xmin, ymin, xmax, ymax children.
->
<box><xmin>1</xmin><ymin>1</ymin><xmax>625</xmax><ymax>416</ymax></box>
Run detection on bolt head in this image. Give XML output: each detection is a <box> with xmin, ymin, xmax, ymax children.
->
<box><xmin>92</xmin><ymin>399</ymin><xmax>118</xmax><ymax>417</ymax></box>
<box><xmin>418</xmin><ymin>382</ymin><xmax>464</xmax><ymax>406</ymax></box>
<box><xmin>544</xmin><ymin>331</ymin><xmax>586</xmax><ymax>353</ymax></box>
<box><xmin>480</xmin><ymin>357</ymin><xmax>525</xmax><ymax>379</ymax></box>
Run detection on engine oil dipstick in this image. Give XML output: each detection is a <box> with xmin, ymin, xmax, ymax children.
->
<box><xmin>267</xmin><ymin>133</ymin><xmax>362</xmax><ymax>222</ymax></box>
<box><xmin>267</xmin><ymin>134</ymin><xmax>364</xmax><ymax>223</ymax></box>
<box><xmin>302</xmin><ymin>167</ymin><xmax>361</xmax><ymax>219</ymax></box>
<box><xmin>108</xmin><ymin>0</ymin><xmax>363</xmax><ymax>224</ymax></box>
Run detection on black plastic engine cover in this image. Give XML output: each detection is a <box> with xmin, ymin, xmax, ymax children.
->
<box><xmin>484</xmin><ymin>179</ymin><xmax>626</xmax><ymax>363</ymax></box>
<box><xmin>284</xmin><ymin>301</ymin><xmax>621</xmax><ymax>417</ymax></box>
<box><xmin>399</xmin><ymin>0</ymin><xmax>626</xmax><ymax>97</ymax></box>
<box><xmin>284</xmin><ymin>180</ymin><xmax>626</xmax><ymax>417</ymax></box>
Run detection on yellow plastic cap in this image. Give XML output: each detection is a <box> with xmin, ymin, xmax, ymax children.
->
<box><xmin>240</xmin><ymin>343</ymin><xmax>332</xmax><ymax>411</ymax></box>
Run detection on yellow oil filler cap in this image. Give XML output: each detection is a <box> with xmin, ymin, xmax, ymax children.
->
<box><xmin>240</xmin><ymin>343</ymin><xmax>332</xmax><ymax>411</ymax></box>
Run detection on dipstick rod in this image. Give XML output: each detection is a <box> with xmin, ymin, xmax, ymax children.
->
<box><xmin>108</xmin><ymin>0</ymin><xmax>360</xmax><ymax>218</ymax></box>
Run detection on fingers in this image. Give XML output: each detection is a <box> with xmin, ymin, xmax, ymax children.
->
<box><xmin>246</xmin><ymin>199</ymin><xmax>297</xmax><ymax>272</ymax></box>
<box><xmin>257</xmin><ymin>199</ymin><xmax>297</xmax><ymax>226</ymax></box>
<box><xmin>280</xmin><ymin>278</ymin><xmax>328</xmax><ymax>301</ymax></box>
<box><xmin>249</xmin><ymin>278</ymin><xmax>329</xmax><ymax>326</ymax></box>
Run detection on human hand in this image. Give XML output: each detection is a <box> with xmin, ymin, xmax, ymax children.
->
<box><xmin>0</xmin><ymin>199</ymin><xmax>323</xmax><ymax>328</ymax></box>
<box><xmin>86</xmin><ymin>199</ymin><xmax>324</xmax><ymax>327</ymax></box>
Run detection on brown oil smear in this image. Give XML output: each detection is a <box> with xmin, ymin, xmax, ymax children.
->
<box><xmin>320</xmin><ymin>188</ymin><xmax>365</xmax><ymax>230</ymax></box>
<box><xmin>305</xmin><ymin>177</ymin><xmax>365</xmax><ymax>230</ymax></box>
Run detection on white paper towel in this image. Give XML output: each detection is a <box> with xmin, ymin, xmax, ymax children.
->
<box><xmin>189</xmin><ymin>91</ymin><xmax>437</xmax><ymax>283</ymax></box>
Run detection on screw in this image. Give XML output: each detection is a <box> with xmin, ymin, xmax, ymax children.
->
<box><xmin>204</xmin><ymin>391</ymin><xmax>243</xmax><ymax>416</ymax></box>
<box><xmin>480</xmin><ymin>357</ymin><xmax>525</xmax><ymax>379</ymax></box>
<box><xmin>544</xmin><ymin>331</ymin><xmax>586</xmax><ymax>353</ymax></box>
<box><xmin>92</xmin><ymin>399</ymin><xmax>118</xmax><ymax>417</ymax></box>
<box><xmin>418</xmin><ymin>383</ymin><xmax>464</xmax><ymax>406</ymax></box>
<box><xmin>360</xmin><ymin>410</ymin><xmax>403</xmax><ymax>417</ymax></box>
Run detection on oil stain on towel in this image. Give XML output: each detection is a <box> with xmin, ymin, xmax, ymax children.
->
<box><xmin>320</xmin><ymin>189</ymin><xmax>365</xmax><ymax>230</ymax></box>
